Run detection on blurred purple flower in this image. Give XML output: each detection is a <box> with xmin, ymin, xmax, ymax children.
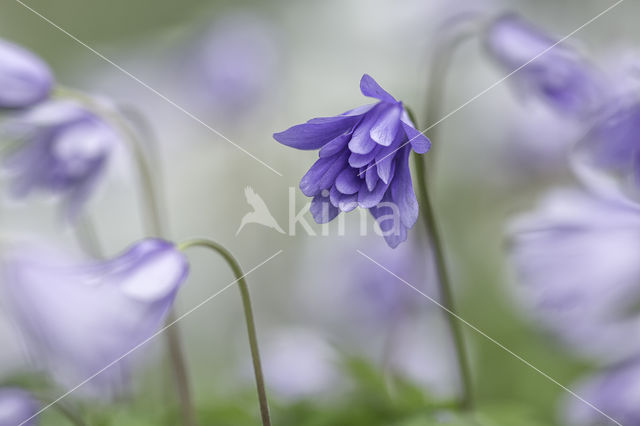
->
<box><xmin>2</xmin><ymin>100</ymin><xmax>116</xmax><ymax>221</ymax></box>
<box><xmin>563</xmin><ymin>360</ymin><xmax>640</xmax><ymax>426</ymax></box>
<box><xmin>194</xmin><ymin>14</ymin><xmax>280</xmax><ymax>116</ymax></box>
<box><xmin>349</xmin><ymin>238</ymin><xmax>436</xmax><ymax>324</ymax></box>
<box><xmin>0</xmin><ymin>239</ymin><xmax>188</xmax><ymax>398</ymax></box>
<box><xmin>0</xmin><ymin>388</ymin><xmax>38</xmax><ymax>426</ymax></box>
<box><xmin>274</xmin><ymin>74</ymin><xmax>430</xmax><ymax>248</ymax></box>
<box><xmin>508</xmin><ymin>189</ymin><xmax>640</xmax><ymax>362</ymax></box>
<box><xmin>485</xmin><ymin>14</ymin><xmax>604</xmax><ymax>117</ymax></box>
<box><xmin>0</xmin><ymin>39</ymin><xmax>53</xmax><ymax>110</ymax></box>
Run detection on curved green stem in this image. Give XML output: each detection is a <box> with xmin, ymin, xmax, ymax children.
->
<box><xmin>54</xmin><ymin>86</ymin><xmax>197</xmax><ymax>426</ymax></box>
<box><xmin>178</xmin><ymin>239</ymin><xmax>271</xmax><ymax>426</ymax></box>
<box><xmin>407</xmin><ymin>15</ymin><xmax>483</xmax><ymax>411</ymax></box>
<box><xmin>412</xmin><ymin>152</ymin><xmax>473</xmax><ymax>410</ymax></box>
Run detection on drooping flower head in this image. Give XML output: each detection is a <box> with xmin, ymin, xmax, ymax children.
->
<box><xmin>485</xmin><ymin>14</ymin><xmax>604</xmax><ymax>117</ymax></box>
<box><xmin>508</xmin><ymin>189</ymin><xmax>640</xmax><ymax>362</ymax></box>
<box><xmin>0</xmin><ymin>39</ymin><xmax>53</xmax><ymax>110</ymax></box>
<box><xmin>274</xmin><ymin>74</ymin><xmax>430</xmax><ymax>247</ymax></box>
<box><xmin>0</xmin><ymin>388</ymin><xmax>39</xmax><ymax>426</ymax></box>
<box><xmin>2</xmin><ymin>100</ymin><xmax>117</xmax><ymax>221</ymax></box>
<box><xmin>0</xmin><ymin>239</ymin><xmax>188</xmax><ymax>398</ymax></box>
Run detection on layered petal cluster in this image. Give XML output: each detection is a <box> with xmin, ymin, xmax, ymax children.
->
<box><xmin>0</xmin><ymin>388</ymin><xmax>39</xmax><ymax>426</ymax></box>
<box><xmin>3</xmin><ymin>100</ymin><xmax>117</xmax><ymax>220</ymax></box>
<box><xmin>508</xmin><ymin>189</ymin><xmax>640</xmax><ymax>362</ymax></box>
<box><xmin>0</xmin><ymin>39</ymin><xmax>53</xmax><ymax>110</ymax></box>
<box><xmin>485</xmin><ymin>14</ymin><xmax>604</xmax><ymax>117</ymax></box>
<box><xmin>0</xmin><ymin>239</ymin><xmax>188</xmax><ymax>398</ymax></box>
<box><xmin>274</xmin><ymin>74</ymin><xmax>430</xmax><ymax>247</ymax></box>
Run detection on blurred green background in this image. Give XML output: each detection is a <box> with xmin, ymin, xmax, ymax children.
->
<box><xmin>0</xmin><ymin>0</ymin><xmax>637</xmax><ymax>425</ymax></box>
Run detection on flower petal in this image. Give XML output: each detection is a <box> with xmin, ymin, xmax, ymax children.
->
<box><xmin>369</xmin><ymin>192</ymin><xmax>408</xmax><ymax>248</ymax></box>
<box><xmin>310</xmin><ymin>193</ymin><xmax>339</xmax><ymax>224</ymax></box>
<box><xmin>319</xmin><ymin>133</ymin><xmax>350</xmax><ymax>158</ymax></box>
<box><xmin>370</xmin><ymin>104</ymin><xmax>402</xmax><ymax>146</ymax></box>
<box><xmin>349</xmin><ymin>147</ymin><xmax>379</xmax><ymax>168</ymax></box>
<box><xmin>335</xmin><ymin>168</ymin><xmax>361</xmax><ymax>195</ymax></box>
<box><xmin>358</xmin><ymin>180</ymin><xmax>389</xmax><ymax>208</ymax></box>
<box><xmin>390</xmin><ymin>147</ymin><xmax>419</xmax><ymax>229</ymax></box>
<box><xmin>401</xmin><ymin>117</ymin><xmax>430</xmax><ymax>154</ymax></box>
<box><xmin>274</xmin><ymin>115</ymin><xmax>359</xmax><ymax>150</ymax></box>
<box><xmin>365</xmin><ymin>165</ymin><xmax>379</xmax><ymax>191</ymax></box>
<box><xmin>300</xmin><ymin>151</ymin><xmax>349</xmax><ymax>197</ymax></box>
<box><xmin>360</xmin><ymin>74</ymin><xmax>396</xmax><ymax>103</ymax></box>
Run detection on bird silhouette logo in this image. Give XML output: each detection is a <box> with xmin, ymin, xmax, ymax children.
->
<box><xmin>236</xmin><ymin>186</ymin><xmax>285</xmax><ymax>235</ymax></box>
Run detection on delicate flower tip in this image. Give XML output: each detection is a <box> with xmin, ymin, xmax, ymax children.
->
<box><xmin>0</xmin><ymin>38</ymin><xmax>54</xmax><ymax>109</ymax></box>
<box><xmin>275</xmin><ymin>76</ymin><xmax>421</xmax><ymax>247</ymax></box>
<box><xmin>0</xmin><ymin>388</ymin><xmax>39</xmax><ymax>426</ymax></box>
<box><xmin>0</xmin><ymin>238</ymin><xmax>188</xmax><ymax>398</ymax></box>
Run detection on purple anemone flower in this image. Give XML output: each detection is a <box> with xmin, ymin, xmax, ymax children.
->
<box><xmin>3</xmin><ymin>100</ymin><xmax>117</xmax><ymax>221</ymax></box>
<box><xmin>273</xmin><ymin>74</ymin><xmax>430</xmax><ymax>248</ymax></box>
<box><xmin>0</xmin><ymin>239</ymin><xmax>188</xmax><ymax>398</ymax></box>
<box><xmin>0</xmin><ymin>39</ymin><xmax>53</xmax><ymax>109</ymax></box>
<box><xmin>0</xmin><ymin>388</ymin><xmax>39</xmax><ymax>426</ymax></box>
<box><xmin>485</xmin><ymin>14</ymin><xmax>604</xmax><ymax>117</ymax></box>
<box><xmin>508</xmin><ymin>189</ymin><xmax>640</xmax><ymax>362</ymax></box>
<box><xmin>563</xmin><ymin>360</ymin><xmax>640</xmax><ymax>426</ymax></box>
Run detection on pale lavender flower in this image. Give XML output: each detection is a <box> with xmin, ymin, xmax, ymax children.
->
<box><xmin>187</xmin><ymin>13</ymin><xmax>280</xmax><ymax>117</ymax></box>
<box><xmin>508</xmin><ymin>189</ymin><xmax>640</xmax><ymax>362</ymax></box>
<box><xmin>0</xmin><ymin>39</ymin><xmax>53</xmax><ymax>110</ymax></box>
<box><xmin>485</xmin><ymin>14</ymin><xmax>604</xmax><ymax>117</ymax></box>
<box><xmin>563</xmin><ymin>360</ymin><xmax>640</xmax><ymax>426</ymax></box>
<box><xmin>3</xmin><ymin>100</ymin><xmax>116</xmax><ymax>221</ymax></box>
<box><xmin>0</xmin><ymin>388</ymin><xmax>38</xmax><ymax>426</ymax></box>
<box><xmin>0</xmin><ymin>239</ymin><xmax>188</xmax><ymax>398</ymax></box>
<box><xmin>274</xmin><ymin>74</ymin><xmax>430</xmax><ymax>248</ymax></box>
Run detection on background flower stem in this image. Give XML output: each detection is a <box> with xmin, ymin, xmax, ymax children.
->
<box><xmin>109</xmin><ymin>111</ymin><xmax>198</xmax><ymax>426</ymax></box>
<box><xmin>178</xmin><ymin>238</ymin><xmax>272</xmax><ymax>426</ymax></box>
<box><xmin>411</xmin><ymin>151</ymin><xmax>474</xmax><ymax>411</ymax></box>
<box><xmin>54</xmin><ymin>87</ymin><xmax>198</xmax><ymax>426</ymax></box>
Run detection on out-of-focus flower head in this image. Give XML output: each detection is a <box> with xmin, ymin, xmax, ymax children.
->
<box><xmin>485</xmin><ymin>14</ymin><xmax>605</xmax><ymax>118</ymax></box>
<box><xmin>190</xmin><ymin>12</ymin><xmax>280</xmax><ymax>116</ymax></box>
<box><xmin>508</xmin><ymin>189</ymin><xmax>640</xmax><ymax>362</ymax></box>
<box><xmin>0</xmin><ymin>39</ymin><xmax>53</xmax><ymax>110</ymax></box>
<box><xmin>348</xmin><ymin>237</ymin><xmax>436</xmax><ymax>324</ymax></box>
<box><xmin>274</xmin><ymin>74</ymin><xmax>430</xmax><ymax>248</ymax></box>
<box><xmin>259</xmin><ymin>328</ymin><xmax>339</xmax><ymax>400</ymax></box>
<box><xmin>0</xmin><ymin>388</ymin><xmax>39</xmax><ymax>426</ymax></box>
<box><xmin>502</xmin><ymin>103</ymin><xmax>582</xmax><ymax>179</ymax></box>
<box><xmin>563</xmin><ymin>359</ymin><xmax>640</xmax><ymax>426</ymax></box>
<box><xmin>0</xmin><ymin>238</ymin><xmax>188</xmax><ymax>398</ymax></box>
<box><xmin>2</xmin><ymin>100</ymin><xmax>117</xmax><ymax>221</ymax></box>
